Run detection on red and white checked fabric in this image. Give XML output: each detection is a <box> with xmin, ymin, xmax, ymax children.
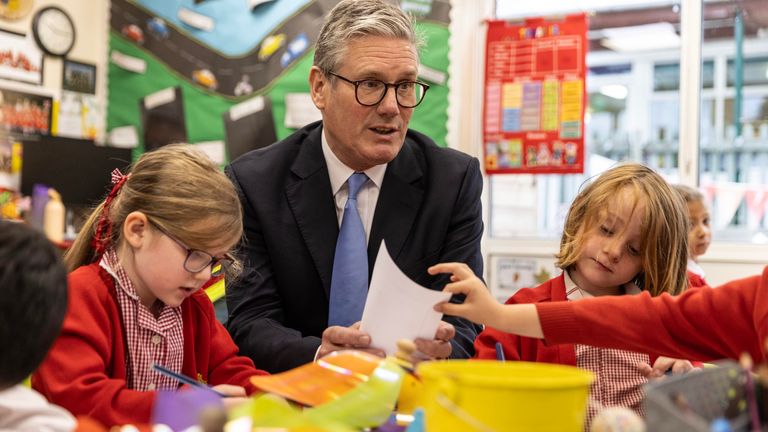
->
<box><xmin>565</xmin><ymin>272</ymin><xmax>648</xmax><ymax>428</ymax></box>
<box><xmin>576</xmin><ymin>344</ymin><xmax>648</xmax><ymax>428</ymax></box>
<box><xmin>101</xmin><ymin>249</ymin><xmax>184</xmax><ymax>391</ymax></box>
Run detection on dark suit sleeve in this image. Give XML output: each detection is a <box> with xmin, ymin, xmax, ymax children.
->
<box><xmin>435</xmin><ymin>157</ymin><xmax>484</xmax><ymax>359</ymax></box>
<box><xmin>225</xmin><ymin>166</ymin><xmax>321</xmax><ymax>373</ymax></box>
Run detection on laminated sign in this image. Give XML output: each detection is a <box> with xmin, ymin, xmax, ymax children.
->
<box><xmin>483</xmin><ymin>14</ymin><xmax>587</xmax><ymax>174</ymax></box>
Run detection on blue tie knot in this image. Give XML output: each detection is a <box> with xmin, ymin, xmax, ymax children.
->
<box><xmin>347</xmin><ymin>172</ymin><xmax>368</xmax><ymax>200</ymax></box>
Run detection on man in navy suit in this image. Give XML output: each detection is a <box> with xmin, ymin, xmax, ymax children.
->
<box><xmin>225</xmin><ymin>0</ymin><xmax>484</xmax><ymax>373</ymax></box>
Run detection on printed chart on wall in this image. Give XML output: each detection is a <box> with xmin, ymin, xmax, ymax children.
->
<box><xmin>483</xmin><ymin>14</ymin><xmax>587</xmax><ymax>175</ymax></box>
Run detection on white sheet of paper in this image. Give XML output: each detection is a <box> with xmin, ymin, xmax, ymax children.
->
<box><xmin>359</xmin><ymin>242</ymin><xmax>451</xmax><ymax>355</ymax></box>
<box><xmin>190</xmin><ymin>141</ymin><xmax>225</xmax><ymax>165</ymax></box>
<box><xmin>229</xmin><ymin>96</ymin><xmax>265</xmax><ymax>122</ymax></box>
<box><xmin>110</xmin><ymin>51</ymin><xmax>146</xmax><ymax>74</ymax></box>
<box><xmin>143</xmin><ymin>87</ymin><xmax>176</xmax><ymax>110</ymax></box>
<box><xmin>284</xmin><ymin>93</ymin><xmax>321</xmax><ymax>129</ymax></box>
<box><xmin>107</xmin><ymin>125</ymin><xmax>139</xmax><ymax>148</ymax></box>
<box><xmin>178</xmin><ymin>7</ymin><xmax>214</xmax><ymax>32</ymax></box>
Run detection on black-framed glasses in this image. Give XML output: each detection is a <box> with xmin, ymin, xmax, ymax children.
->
<box><xmin>327</xmin><ymin>71</ymin><xmax>429</xmax><ymax>108</ymax></box>
<box><xmin>149</xmin><ymin>221</ymin><xmax>234</xmax><ymax>277</ymax></box>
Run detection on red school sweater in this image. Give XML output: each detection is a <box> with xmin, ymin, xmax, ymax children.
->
<box><xmin>538</xmin><ymin>267</ymin><xmax>768</xmax><ymax>363</ymax></box>
<box><xmin>32</xmin><ymin>264</ymin><xmax>268</xmax><ymax>427</ymax></box>
<box><xmin>474</xmin><ymin>273</ymin><xmax>660</xmax><ymax>366</ymax></box>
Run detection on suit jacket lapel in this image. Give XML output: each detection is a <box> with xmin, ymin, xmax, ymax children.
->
<box><xmin>285</xmin><ymin>126</ymin><xmax>338</xmax><ymax>296</ymax></box>
<box><xmin>369</xmin><ymin>141</ymin><xmax>424</xmax><ymax>268</ymax></box>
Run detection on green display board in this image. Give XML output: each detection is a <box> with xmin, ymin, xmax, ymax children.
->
<box><xmin>107</xmin><ymin>1</ymin><xmax>450</xmax><ymax>161</ymax></box>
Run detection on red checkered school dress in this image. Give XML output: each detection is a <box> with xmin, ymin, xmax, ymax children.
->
<box><xmin>101</xmin><ymin>249</ymin><xmax>184</xmax><ymax>391</ymax></box>
<box><xmin>565</xmin><ymin>273</ymin><xmax>649</xmax><ymax>429</ymax></box>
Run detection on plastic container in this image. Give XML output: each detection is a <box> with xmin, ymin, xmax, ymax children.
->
<box><xmin>43</xmin><ymin>188</ymin><xmax>65</xmax><ymax>243</ymax></box>
<box><xmin>28</xmin><ymin>184</ymin><xmax>50</xmax><ymax>230</ymax></box>
<box><xmin>415</xmin><ymin>360</ymin><xmax>593</xmax><ymax>432</ymax></box>
<box><xmin>644</xmin><ymin>361</ymin><xmax>750</xmax><ymax>432</ymax></box>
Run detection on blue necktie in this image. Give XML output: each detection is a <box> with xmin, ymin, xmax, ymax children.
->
<box><xmin>328</xmin><ymin>172</ymin><xmax>369</xmax><ymax>327</ymax></box>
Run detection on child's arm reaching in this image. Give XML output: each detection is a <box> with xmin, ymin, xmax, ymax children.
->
<box><xmin>429</xmin><ymin>262</ymin><xmax>544</xmax><ymax>339</ymax></box>
<box><xmin>433</xmin><ymin>263</ymin><xmax>768</xmax><ymax>363</ymax></box>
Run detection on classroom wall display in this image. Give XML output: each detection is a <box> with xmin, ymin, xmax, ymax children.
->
<box><xmin>62</xmin><ymin>59</ymin><xmax>97</xmax><ymax>94</ymax></box>
<box><xmin>0</xmin><ymin>0</ymin><xmax>35</xmax><ymax>20</ymax></box>
<box><xmin>488</xmin><ymin>254</ymin><xmax>556</xmax><ymax>302</ymax></box>
<box><xmin>106</xmin><ymin>0</ymin><xmax>451</xmax><ymax>160</ymax></box>
<box><xmin>483</xmin><ymin>14</ymin><xmax>587</xmax><ymax>175</ymax></box>
<box><xmin>55</xmin><ymin>91</ymin><xmax>102</xmax><ymax>140</ymax></box>
<box><xmin>223</xmin><ymin>95</ymin><xmax>277</xmax><ymax>161</ymax></box>
<box><xmin>139</xmin><ymin>86</ymin><xmax>187</xmax><ymax>152</ymax></box>
<box><xmin>0</xmin><ymin>28</ymin><xmax>43</xmax><ymax>85</ymax></box>
<box><xmin>0</xmin><ymin>86</ymin><xmax>52</xmax><ymax>136</ymax></box>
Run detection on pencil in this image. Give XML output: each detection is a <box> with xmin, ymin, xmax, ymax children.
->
<box><xmin>495</xmin><ymin>342</ymin><xmax>506</xmax><ymax>362</ymax></box>
<box><xmin>152</xmin><ymin>364</ymin><xmax>226</xmax><ymax>397</ymax></box>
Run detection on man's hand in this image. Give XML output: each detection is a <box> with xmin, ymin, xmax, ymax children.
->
<box><xmin>318</xmin><ymin>322</ymin><xmax>386</xmax><ymax>359</ymax></box>
<box><xmin>414</xmin><ymin>321</ymin><xmax>455</xmax><ymax>361</ymax></box>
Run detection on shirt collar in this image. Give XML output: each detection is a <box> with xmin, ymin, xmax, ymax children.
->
<box><xmin>687</xmin><ymin>258</ymin><xmax>706</xmax><ymax>277</ymax></box>
<box><xmin>564</xmin><ymin>270</ymin><xmax>585</xmax><ymax>300</ymax></box>
<box><xmin>100</xmin><ymin>248</ymin><xmax>139</xmax><ymax>301</ymax></box>
<box><xmin>99</xmin><ymin>247</ymin><xmax>180</xmax><ymax>314</ymax></box>
<box><xmin>321</xmin><ymin>129</ymin><xmax>387</xmax><ymax>195</ymax></box>
<box><xmin>564</xmin><ymin>269</ymin><xmax>642</xmax><ymax>301</ymax></box>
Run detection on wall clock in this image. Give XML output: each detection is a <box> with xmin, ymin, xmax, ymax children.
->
<box><xmin>31</xmin><ymin>6</ymin><xmax>75</xmax><ymax>57</ymax></box>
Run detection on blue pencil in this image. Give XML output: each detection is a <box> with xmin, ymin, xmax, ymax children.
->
<box><xmin>152</xmin><ymin>364</ymin><xmax>226</xmax><ymax>397</ymax></box>
<box><xmin>495</xmin><ymin>342</ymin><xmax>506</xmax><ymax>362</ymax></box>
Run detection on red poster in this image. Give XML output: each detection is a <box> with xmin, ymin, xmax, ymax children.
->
<box><xmin>483</xmin><ymin>14</ymin><xmax>588</xmax><ymax>174</ymax></box>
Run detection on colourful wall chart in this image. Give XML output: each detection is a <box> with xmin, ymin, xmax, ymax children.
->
<box><xmin>483</xmin><ymin>14</ymin><xmax>587</xmax><ymax>174</ymax></box>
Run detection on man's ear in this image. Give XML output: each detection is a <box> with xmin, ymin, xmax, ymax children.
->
<box><xmin>123</xmin><ymin>211</ymin><xmax>149</xmax><ymax>248</ymax></box>
<box><xmin>309</xmin><ymin>66</ymin><xmax>328</xmax><ymax>110</ymax></box>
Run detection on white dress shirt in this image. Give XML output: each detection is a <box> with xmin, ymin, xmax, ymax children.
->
<box><xmin>321</xmin><ymin>132</ymin><xmax>387</xmax><ymax>243</ymax></box>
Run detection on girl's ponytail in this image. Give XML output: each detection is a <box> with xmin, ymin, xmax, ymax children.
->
<box><xmin>64</xmin><ymin>169</ymin><xmax>130</xmax><ymax>271</ymax></box>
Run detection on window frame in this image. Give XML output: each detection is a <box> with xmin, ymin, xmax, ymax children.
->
<box><xmin>447</xmin><ymin>1</ymin><xmax>768</xmax><ymax>289</ymax></box>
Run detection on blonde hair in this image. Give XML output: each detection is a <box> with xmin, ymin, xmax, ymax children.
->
<box><xmin>672</xmin><ymin>184</ymin><xmax>705</xmax><ymax>205</ymax></box>
<box><xmin>555</xmin><ymin>163</ymin><xmax>688</xmax><ymax>296</ymax></box>
<box><xmin>65</xmin><ymin>144</ymin><xmax>243</xmax><ymax>277</ymax></box>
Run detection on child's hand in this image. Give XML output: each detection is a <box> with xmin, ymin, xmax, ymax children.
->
<box><xmin>429</xmin><ymin>262</ymin><xmax>502</xmax><ymax>327</ymax></box>
<box><xmin>211</xmin><ymin>384</ymin><xmax>246</xmax><ymax>397</ymax></box>
<box><xmin>211</xmin><ymin>384</ymin><xmax>249</xmax><ymax>411</ymax></box>
<box><xmin>637</xmin><ymin>356</ymin><xmax>699</xmax><ymax>380</ymax></box>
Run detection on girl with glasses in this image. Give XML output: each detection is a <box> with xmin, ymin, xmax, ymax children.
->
<box><xmin>32</xmin><ymin>144</ymin><xmax>268</xmax><ymax>427</ymax></box>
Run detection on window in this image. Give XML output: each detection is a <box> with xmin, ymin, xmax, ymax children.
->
<box><xmin>724</xmin><ymin>95</ymin><xmax>768</xmax><ymax>139</ymax></box>
<box><xmin>480</xmin><ymin>0</ymin><xmax>768</xmax><ymax>286</ymax></box>
<box><xmin>726</xmin><ymin>57</ymin><xmax>768</xmax><ymax>87</ymax></box>
<box><xmin>653</xmin><ymin>61</ymin><xmax>715</xmax><ymax>91</ymax></box>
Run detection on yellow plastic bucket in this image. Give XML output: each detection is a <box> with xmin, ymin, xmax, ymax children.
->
<box><xmin>415</xmin><ymin>360</ymin><xmax>593</xmax><ymax>432</ymax></box>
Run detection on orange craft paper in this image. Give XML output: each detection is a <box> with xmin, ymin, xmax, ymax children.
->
<box><xmin>250</xmin><ymin>350</ymin><xmax>382</xmax><ymax>406</ymax></box>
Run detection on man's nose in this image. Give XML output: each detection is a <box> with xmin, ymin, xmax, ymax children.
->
<box><xmin>376</xmin><ymin>86</ymin><xmax>400</xmax><ymax>115</ymax></box>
